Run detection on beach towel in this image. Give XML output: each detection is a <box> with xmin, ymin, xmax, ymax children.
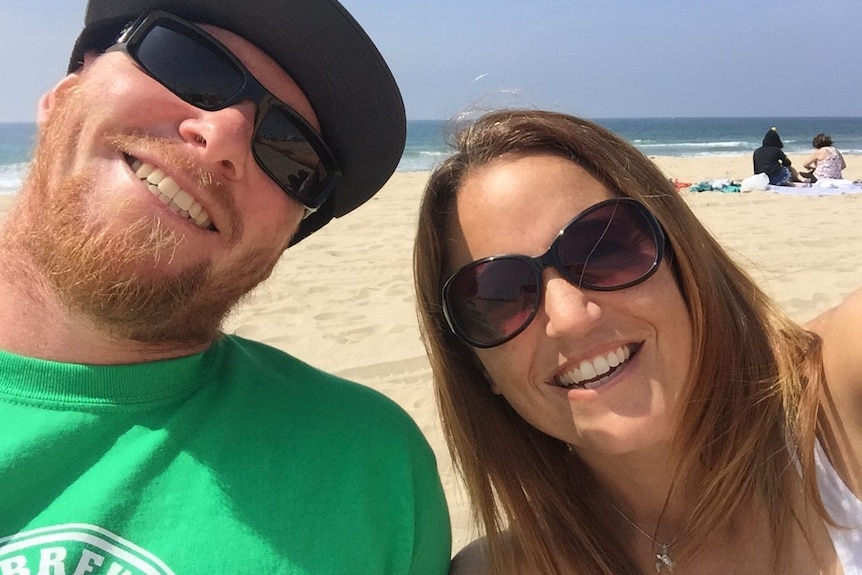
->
<box><xmin>766</xmin><ymin>179</ymin><xmax>862</xmax><ymax>196</ymax></box>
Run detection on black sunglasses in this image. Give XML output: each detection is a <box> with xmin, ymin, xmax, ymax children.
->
<box><xmin>442</xmin><ymin>198</ymin><xmax>666</xmax><ymax>348</ymax></box>
<box><xmin>108</xmin><ymin>10</ymin><xmax>341</xmax><ymax>213</ymax></box>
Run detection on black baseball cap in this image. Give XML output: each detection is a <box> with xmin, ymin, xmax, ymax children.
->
<box><xmin>68</xmin><ymin>0</ymin><xmax>406</xmax><ymax>245</ymax></box>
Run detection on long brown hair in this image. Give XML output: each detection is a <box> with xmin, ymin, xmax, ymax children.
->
<box><xmin>413</xmin><ymin>110</ymin><xmax>826</xmax><ymax>574</ymax></box>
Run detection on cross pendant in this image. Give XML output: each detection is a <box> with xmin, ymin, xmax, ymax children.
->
<box><xmin>654</xmin><ymin>545</ymin><xmax>674</xmax><ymax>573</ymax></box>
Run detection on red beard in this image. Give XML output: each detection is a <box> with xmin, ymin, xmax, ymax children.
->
<box><xmin>9</xmin><ymin>84</ymin><xmax>281</xmax><ymax>347</ymax></box>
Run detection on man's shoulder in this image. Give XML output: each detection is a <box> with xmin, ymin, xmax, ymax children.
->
<box><xmin>212</xmin><ymin>334</ymin><xmax>423</xmax><ymax>436</ymax></box>
<box><xmin>217</xmin><ymin>333</ymin><xmax>341</xmax><ymax>378</ymax></box>
<box><xmin>217</xmin><ymin>334</ymin><xmax>382</xmax><ymax>392</ymax></box>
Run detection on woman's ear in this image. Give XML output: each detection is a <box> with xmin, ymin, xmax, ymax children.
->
<box><xmin>486</xmin><ymin>371</ymin><xmax>502</xmax><ymax>395</ymax></box>
<box><xmin>475</xmin><ymin>357</ymin><xmax>502</xmax><ymax>395</ymax></box>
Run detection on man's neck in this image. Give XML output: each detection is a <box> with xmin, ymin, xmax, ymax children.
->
<box><xmin>0</xmin><ymin>244</ymin><xmax>209</xmax><ymax>365</ymax></box>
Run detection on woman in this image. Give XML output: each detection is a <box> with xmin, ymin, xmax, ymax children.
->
<box><xmin>414</xmin><ymin>110</ymin><xmax>862</xmax><ymax>574</ymax></box>
<box><xmin>803</xmin><ymin>133</ymin><xmax>846</xmax><ymax>181</ymax></box>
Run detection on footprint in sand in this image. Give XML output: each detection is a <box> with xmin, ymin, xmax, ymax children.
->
<box><xmin>313</xmin><ymin>311</ymin><xmax>365</xmax><ymax>323</ymax></box>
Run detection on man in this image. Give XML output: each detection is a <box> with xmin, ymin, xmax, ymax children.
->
<box><xmin>0</xmin><ymin>1</ymin><xmax>451</xmax><ymax>573</ymax></box>
<box><xmin>753</xmin><ymin>126</ymin><xmax>805</xmax><ymax>186</ymax></box>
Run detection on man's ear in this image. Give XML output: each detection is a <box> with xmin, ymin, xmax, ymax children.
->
<box><xmin>37</xmin><ymin>73</ymin><xmax>81</xmax><ymax>128</ymax></box>
<box><xmin>37</xmin><ymin>51</ymin><xmax>100</xmax><ymax>127</ymax></box>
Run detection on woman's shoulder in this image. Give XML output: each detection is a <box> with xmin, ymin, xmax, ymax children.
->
<box><xmin>807</xmin><ymin>289</ymin><xmax>862</xmax><ymax>492</ymax></box>
<box><xmin>449</xmin><ymin>538</ymin><xmax>491</xmax><ymax>575</ymax></box>
<box><xmin>806</xmin><ymin>288</ymin><xmax>862</xmax><ymax>338</ymax></box>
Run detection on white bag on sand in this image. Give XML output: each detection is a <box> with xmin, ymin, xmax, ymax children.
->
<box><xmin>740</xmin><ymin>172</ymin><xmax>769</xmax><ymax>192</ymax></box>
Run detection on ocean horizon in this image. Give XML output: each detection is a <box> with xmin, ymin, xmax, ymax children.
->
<box><xmin>3</xmin><ymin>116</ymin><xmax>862</xmax><ymax>193</ymax></box>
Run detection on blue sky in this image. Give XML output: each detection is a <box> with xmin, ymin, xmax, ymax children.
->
<box><xmin>2</xmin><ymin>0</ymin><xmax>860</xmax><ymax>122</ymax></box>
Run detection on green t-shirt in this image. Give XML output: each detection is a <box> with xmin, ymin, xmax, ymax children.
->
<box><xmin>0</xmin><ymin>335</ymin><xmax>451</xmax><ymax>574</ymax></box>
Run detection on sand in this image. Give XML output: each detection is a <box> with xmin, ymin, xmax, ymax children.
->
<box><xmin>3</xmin><ymin>153</ymin><xmax>862</xmax><ymax>553</ymax></box>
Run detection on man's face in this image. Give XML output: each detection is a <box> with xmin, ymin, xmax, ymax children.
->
<box><xmin>13</xmin><ymin>23</ymin><xmax>314</xmax><ymax>346</ymax></box>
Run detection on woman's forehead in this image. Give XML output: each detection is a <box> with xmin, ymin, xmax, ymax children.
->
<box><xmin>446</xmin><ymin>154</ymin><xmax>613</xmax><ymax>264</ymax></box>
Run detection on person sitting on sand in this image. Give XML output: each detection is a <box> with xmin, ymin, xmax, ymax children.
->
<box><xmin>753</xmin><ymin>126</ymin><xmax>806</xmax><ymax>185</ymax></box>
<box><xmin>414</xmin><ymin>109</ymin><xmax>862</xmax><ymax>574</ymax></box>
<box><xmin>802</xmin><ymin>133</ymin><xmax>846</xmax><ymax>181</ymax></box>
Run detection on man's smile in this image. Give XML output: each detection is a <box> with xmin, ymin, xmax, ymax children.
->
<box><xmin>126</xmin><ymin>154</ymin><xmax>215</xmax><ymax>231</ymax></box>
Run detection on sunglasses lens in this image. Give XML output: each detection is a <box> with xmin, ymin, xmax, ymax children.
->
<box><xmin>127</xmin><ymin>17</ymin><xmax>339</xmax><ymax>210</ymax></box>
<box><xmin>445</xmin><ymin>258</ymin><xmax>540</xmax><ymax>347</ymax></box>
<box><xmin>135</xmin><ymin>24</ymin><xmax>245</xmax><ymax>109</ymax></box>
<box><xmin>253</xmin><ymin>107</ymin><xmax>333</xmax><ymax>209</ymax></box>
<box><xmin>556</xmin><ymin>201</ymin><xmax>659</xmax><ymax>289</ymax></box>
<box><xmin>444</xmin><ymin>200</ymin><xmax>662</xmax><ymax>348</ymax></box>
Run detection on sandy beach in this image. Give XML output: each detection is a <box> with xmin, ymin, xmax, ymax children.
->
<box><xmin>3</xmin><ymin>152</ymin><xmax>862</xmax><ymax>554</ymax></box>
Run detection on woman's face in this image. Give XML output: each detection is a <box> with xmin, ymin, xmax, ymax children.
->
<box><xmin>446</xmin><ymin>153</ymin><xmax>693</xmax><ymax>460</ymax></box>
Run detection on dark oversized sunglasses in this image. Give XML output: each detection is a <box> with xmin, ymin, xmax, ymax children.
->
<box><xmin>108</xmin><ymin>10</ymin><xmax>341</xmax><ymax>213</ymax></box>
<box><xmin>442</xmin><ymin>198</ymin><xmax>666</xmax><ymax>348</ymax></box>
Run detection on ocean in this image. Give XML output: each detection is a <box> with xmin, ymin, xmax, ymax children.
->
<box><xmin>3</xmin><ymin>117</ymin><xmax>862</xmax><ymax>193</ymax></box>
<box><xmin>400</xmin><ymin>117</ymin><xmax>862</xmax><ymax>172</ymax></box>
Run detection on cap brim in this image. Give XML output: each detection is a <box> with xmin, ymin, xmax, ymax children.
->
<box><xmin>68</xmin><ymin>0</ymin><xmax>405</xmax><ymax>244</ymax></box>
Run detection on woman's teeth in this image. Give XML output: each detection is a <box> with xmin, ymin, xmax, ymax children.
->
<box><xmin>557</xmin><ymin>345</ymin><xmax>632</xmax><ymax>389</ymax></box>
<box><xmin>129</xmin><ymin>158</ymin><xmax>212</xmax><ymax>230</ymax></box>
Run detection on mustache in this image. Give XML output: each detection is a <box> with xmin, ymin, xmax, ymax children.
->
<box><xmin>103</xmin><ymin>132</ymin><xmax>242</xmax><ymax>242</ymax></box>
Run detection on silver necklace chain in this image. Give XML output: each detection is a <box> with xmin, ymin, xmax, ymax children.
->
<box><xmin>609</xmin><ymin>502</ymin><xmax>679</xmax><ymax>573</ymax></box>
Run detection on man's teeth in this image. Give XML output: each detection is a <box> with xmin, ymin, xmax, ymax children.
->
<box><xmin>558</xmin><ymin>346</ymin><xmax>632</xmax><ymax>389</ymax></box>
<box><xmin>130</xmin><ymin>159</ymin><xmax>211</xmax><ymax>230</ymax></box>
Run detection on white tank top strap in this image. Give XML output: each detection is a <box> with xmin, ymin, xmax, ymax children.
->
<box><xmin>814</xmin><ymin>439</ymin><xmax>862</xmax><ymax>572</ymax></box>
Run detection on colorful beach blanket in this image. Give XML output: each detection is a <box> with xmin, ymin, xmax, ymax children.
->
<box><xmin>689</xmin><ymin>179</ymin><xmax>741</xmax><ymax>193</ymax></box>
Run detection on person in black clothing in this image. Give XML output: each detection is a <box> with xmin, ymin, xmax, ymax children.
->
<box><xmin>752</xmin><ymin>127</ymin><xmax>806</xmax><ymax>185</ymax></box>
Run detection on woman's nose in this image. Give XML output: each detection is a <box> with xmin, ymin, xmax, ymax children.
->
<box><xmin>540</xmin><ymin>270</ymin><xmax>602</xmax><ymax>340</ymax></box>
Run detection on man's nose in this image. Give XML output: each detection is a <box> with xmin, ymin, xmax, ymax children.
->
<box><xmin>178</xmin><ymin>101</ymin><xmax>257</xmax><ymax>182</ymax></box>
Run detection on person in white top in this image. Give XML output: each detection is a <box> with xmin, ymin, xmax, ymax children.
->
<box><xmin>803</xmin><ymin>133</ymin><xmax>847</xmax><ymax>180</ymax></box>
<box><xmin>414</xmin><ymin>109</ymin><xmax>862</xmax><ymax>574</ymax></box>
